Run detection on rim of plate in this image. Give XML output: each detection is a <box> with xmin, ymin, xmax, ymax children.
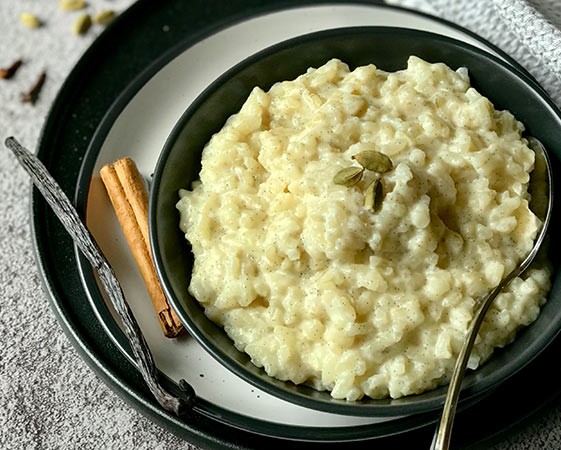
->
<box><xmin>50</xmin><ymin>0</ymin><xmax>556</xmax><ymax>444</ymax></box>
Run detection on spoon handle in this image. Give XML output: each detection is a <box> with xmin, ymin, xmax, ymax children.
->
<box><xmin>431</xmin><ymin>265</ymin><xmax>523</xmax><ymax>450</ymax></box>
<box><xmin>5</xmin><ymin>136</ymin><xmax>195</xmax><ymax>416</ymax></box>
<box><xmin>431</xmin><ymin>136</ymin><xmax>553</xmax><ymax>450</ymax></box>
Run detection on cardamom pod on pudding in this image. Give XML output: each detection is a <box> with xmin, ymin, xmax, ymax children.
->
<box><xmin>333</xmin><ymin>166</ymin><xmax>364</xmax><ymax>187</ymax></box>
<box><xmin>353</xmin><ymin>150</ymin><xmax>393</xmax><ymax>173</ymax></box>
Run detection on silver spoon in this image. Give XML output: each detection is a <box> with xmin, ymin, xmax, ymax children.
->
<box><xmin>431</xmin><ymin>136</ymin><xmax>554</xmax><ymax>450</ymax></box>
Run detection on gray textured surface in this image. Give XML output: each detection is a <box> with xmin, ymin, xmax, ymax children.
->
<box><xmin>1</xmin><ymin>1</ymin><xmax>560</xmax><ymax>449</ymax></box>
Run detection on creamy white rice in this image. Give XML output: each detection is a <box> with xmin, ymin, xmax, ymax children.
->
<box><xmin>177</xmin><ymin>57</ymin><xmax>551</xmax><ymax>400</ymax></box>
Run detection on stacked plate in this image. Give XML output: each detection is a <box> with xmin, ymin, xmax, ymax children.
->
<box><xmin>34</xmin><ymin>1</ymin><xmax>561</xmax><ymax>448</ymax></box>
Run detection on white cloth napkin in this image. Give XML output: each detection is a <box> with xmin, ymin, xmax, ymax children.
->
<box><xmin>388</xmin><ymin>0</ymin><xmax>561</xmax><ymax>106</ymax></box>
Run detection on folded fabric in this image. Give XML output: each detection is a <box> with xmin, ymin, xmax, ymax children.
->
<box><xmin>387</xmin><ymin>0</ymin><xmax>561</xmax><ymax>106</ymax></box>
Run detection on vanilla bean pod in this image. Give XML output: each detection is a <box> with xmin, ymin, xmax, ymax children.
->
<box><xmin>4</xmin><ymin>136</ymin><xmax>195</xmax><ymax>415</ymax></box>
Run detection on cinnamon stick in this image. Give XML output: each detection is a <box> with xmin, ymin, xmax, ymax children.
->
<box><xmin>100</xmin><ymin>157</ymin><xmax>184</xmax><ymax>338</ymax></box>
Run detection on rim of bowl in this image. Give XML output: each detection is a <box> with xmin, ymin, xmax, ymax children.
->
<box><xmin>150</xmin><ymin>26</ymin><xmax>560</xmax><ymax>417</ymax></box>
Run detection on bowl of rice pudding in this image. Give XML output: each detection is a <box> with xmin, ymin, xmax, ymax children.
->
<box><xmin>149</xmin><ymin>27</ymin><xmax>560</xmax><ymax>417</ymax></box>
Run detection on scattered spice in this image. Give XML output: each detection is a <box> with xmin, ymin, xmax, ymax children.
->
<box><xmin>20</xmin><ymin>13</ymin><xmax>42</xmax><ymax>29</ymax></box>
<box><xmin>364</xmin><ymin>178</ymin><xmax>384</xmax><ymax>211</ymax></box>
<box><xmin>92</xmin><ymin>10</ymin><xmax>116</xmax><ymax>25</ymax></box>
<box><xmin>334</xmin><ymin>150</ymin><xmax>393</xmax><ymax>211</ymax></box>
<box><xmin>20</xmin><ymin>71</ymin><xmax>46</xmax><ymax>105</ymax></box>
<box><xmin>0</xmin><ymin>60</ymin><xmax>23</xmax><ymax>80</ymax></box>
<box><xmin>59</xmin><ymin>0</ymin><xmax>88</xmax><ymax>11</ymax></box>
<box><xmin>9</xmin><ymin>2</ymin><xmax>120</xmax><ymax>106</ymax></box>
<box><xmin>352</xmin><ymin>150</ymin><xmax>393</xmax><ymax>173</ymax></box>
<box><xmin>72</xmin><ymin>13</ymin><xmax>92</xmax><ymax>35</ymax></box>
<box><xmin>333</xmin><ymin>166</ymin><xmax>364</xmax><ymax>187</ymax></box>
<box><xmin>364</xmin><ymin>178</ymin><xmax>377</xmax><ymax>210</ymax></box>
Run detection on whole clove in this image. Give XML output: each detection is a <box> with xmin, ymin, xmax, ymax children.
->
<box><xmin>0</xmin><ymin>60</ymin><xmax>23</xmax><ymax>80</ymax></box>
<box><xmin>20</xmin><ymin>71</ymin><xmax>46</xmax><ymax>105</ymax></box>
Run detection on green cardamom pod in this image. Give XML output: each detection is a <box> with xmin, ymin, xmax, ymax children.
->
<box><xmin>353</xmin><ymin>150</ymin><xmax>393</xmax><ymax>173</ymax></box>
<box><xmin>93</xmin><ymin>10</ymin><xmax>117</xmax><ymax>25</ymax></box>
<box><xmin>20</xmin><ymin>13</ymin><xmax>42</xmax><ymax>29</ymax></box>
<box><xmin>364</xmin><ymin>178</ymin><xmax>383</xmax><ymax>211</ymax></box>
<box><xmin>72</xmin><ymin>13</ymin><xmax>92</xmax><ymax>35</ymax></box>
<box><xmin>59</xmin><ymin>0</ymin><xmax>87</xmax><ymax>12</ymax></box>
<box><xmin>333</xmin><ymin>166</ymin><xmax>364</xmax><ymax>187</ymax></box>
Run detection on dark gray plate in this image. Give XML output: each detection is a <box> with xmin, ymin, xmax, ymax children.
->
<box><xmin>33</xmin><ymin>0</ymin><xmax>561</xmax><ymax>448</ymax></box>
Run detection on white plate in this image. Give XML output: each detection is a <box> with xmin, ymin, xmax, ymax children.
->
<box><xmin>79</xmin><ymin>2</ymin><xmax>511</xmax><ymax>430</ymax></box>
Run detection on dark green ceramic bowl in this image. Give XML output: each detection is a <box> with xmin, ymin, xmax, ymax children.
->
<box><xmin>150</xmin><ymin>27</ymin><xmax>561</xmax><ymax>417</ymax></box>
